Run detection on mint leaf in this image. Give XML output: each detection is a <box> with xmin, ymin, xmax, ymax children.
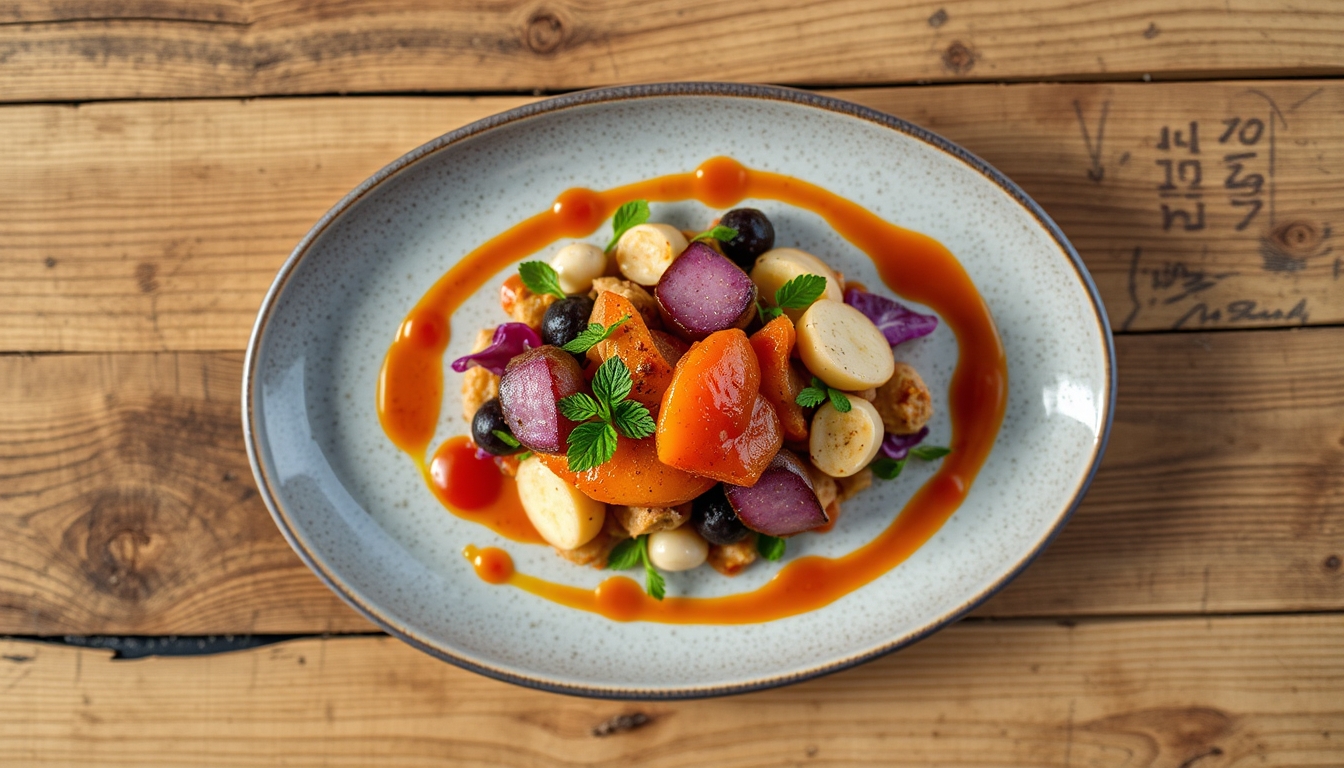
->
<box><xmin>558</xmin><ymin>392</ymin><xmax>601</xmax><ymax>422</ymax></box>
<box><xmin>562</xmin><ymin>315</ymin><xmax>630</xmax><ymax>355</ymax></box>
<box><xmin>758</xmin><ymin>301</ymin><xmax>783</xmax><ymax>324</ymax></box>
<box><xmin>491</xmin><ymin>429</ymin><xmax>520</xmax><ymax>448</ymax></box>
<box><xmin>611</xmin><ymin>399</ymin><xmax>656</xmax><ymax>439</ymax></box>
<box><xmin>518</xmin><ymin>261</ymin><xmax>566</xmax><ymax>300</ymax></box>
<box><xmin>911</xmin><ymin>445</ymin><xmax>952</xmax><ymax>461</ymax></box>
<box><xmin>605</xmin><ymin>537</ymin><xmax>642</xmax><ymax>570</ymax></box>
<box><xmin>516</xmin><ymin>451</ymin><xmax>534</xmax><ymax>462</ymax></box>
<box><xmin>827</xmin><ymin>388</ymin><xmax>852</xmax><ymax>413</ymax></box>
<box><xmin>645</xmin><ymin>564</ymin><xmax>666</xmax><ymax>600</ymax></box>
<box><xmin>870</xmin><ymin>457</ymin><xmax>906</xmax><ymax>480</ymax></box>
<box><xmin>774</xmin><ymin>274</ymin><xmax>827</xmax><ymax>311</ymax></box>
<box><xmin>566</xmin><ymin>421</ymin><xmax>617</xmax><ymax>473</ymax></box>
<box><xmin>592</xmin><ymin>356</ymin><xmax>633</xmax><ymax>406</ymax></box>
<box><xmin>606</xmin><ymin>199</ymin><xmax>650</xmax><ymax>252</ymax></box>
<box><xmin>691</xmin><ymin>225</ymin><xmax>738</xmax><ymax>244</ymax></box>
<box><xmin>794</xmin><ymin>385</ymin><xmax>827</xmax><ymax>408</ymax></box>
<box><xmin>757</xmin><ymin>535</ymin><xmax>786</xmax><ymax>561</ymax></box>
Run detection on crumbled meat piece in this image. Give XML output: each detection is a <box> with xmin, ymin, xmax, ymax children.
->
<box><xmin>803</xmin><ymin>460</ymin><xmax>839</xmax><ymax>509</ymax></box>
<box><xmin>509</xmin><ymin>284</ymin><xmax>557</xmax><ymax>328</ymax></box>
<box><xmin>707</xmin><ymin>536</ymin><xmax>758</xmax><ymax>576</ymax></box>
<box><xmin>460</xmin><ymin>327</ymin><xmax>501</xmax><ymax>420</ymax></box>
<box><xmin>836</xmin><ymin>467</ymin><xmax>873</xmax><ymax>502</ymax></box>
<box><xmin>873</xmin><ymin>362</ymin><xmax>934</xmax><ymax>435</ymax></box>
<box><xmin>612</xmin><ymin>503</ymin><xmax>691</xmax><ymax>537</ymax></box>
<box><xmin>851</xmin><ymin>388</ymin><xmax>877</xmax><ymax>402</ymax></box>
<box><xmin>589</xmin><ymin>278</ymin><xmax>662</xmax><ymax>329</ymax></box>
<box><xmin>555</xmin><ymin>513</ymin><xmax>629</xmax><ymax>568</ymax></box>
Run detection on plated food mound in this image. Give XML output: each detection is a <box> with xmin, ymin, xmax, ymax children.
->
<box><xmin>452</xmin><ymin>202</ymin><xmax>948</xmax><ymax>599</ymax></box>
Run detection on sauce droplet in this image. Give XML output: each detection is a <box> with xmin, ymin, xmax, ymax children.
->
<box><xmin>463</xmin><ymin>545</ymin><xmax>514</xmax><ymax>584</ymax></box>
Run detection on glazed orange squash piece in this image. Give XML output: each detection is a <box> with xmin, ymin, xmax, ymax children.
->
<box><xmin>749</xmin><ymin>315</ymin><xmax>811</xmax><ymax>443</ymax></box>
<box><xmin>538</xmin><ymin>436</ymin><xmax>715</xmax><ymax>507</ymax></box>
<box><xmin>586</xmin><ymin>291</ymin><xmax>676</xmax><ymax>411</ymax></box>
<box><xmin>656</xmin><ymin>329</ymin><xmax>783</xmax><ymax>486</ymax></box>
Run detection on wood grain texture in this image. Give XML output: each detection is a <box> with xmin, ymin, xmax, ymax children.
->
<box><xmin>2</xmin><ymin>615</ymin><xmax>1342</xmax><ymax>766</ymax></box>
<box><xmin>2</xmin><ymin>81</ymin><xmax>1340</xmax><ymax>353</ymax></box>
<box><xmin>1</xmin><ymin>328</ymin><xmax>1339</xmax><ymax>634</ymax></box>
<box><xmin>1</xmin><ymin>1</ymin><xmax>1342</xmax><ymax>101</ymax></box>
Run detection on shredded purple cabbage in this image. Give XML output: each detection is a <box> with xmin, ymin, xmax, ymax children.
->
<box><xmin>880</xmin><ymin>427</ymin><xmax>929</xmax><ymax>460</ymax></box>
<box><xmin>844</xmin><ymin>287</ymin><xmax>938</xmax><ymax>347</ymax></box>
<box><xmin>450</xmin><ymin>322</ymin><xmax>541</xmax><ymax>376</ymax></box>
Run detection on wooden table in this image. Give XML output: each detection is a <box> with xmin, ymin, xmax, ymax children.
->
<box><xmin>2</xmin><ymin>2</ymin><xmax>1342</xmax><ymax>765</ymax></box>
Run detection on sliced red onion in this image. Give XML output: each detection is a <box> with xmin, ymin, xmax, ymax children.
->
<box><xmin>450</xmin><ymin>322</ymin><xmax>542</xmax><ymax>376</ymax></box>
<box><xmin>844</xmin><ymin>287</ymin><xmax>937</xmax><ymax>347</ymax></box>
<box><xmin>880</xmin><ymin>426</ymin><xmax>929</xmax><ymax>460</ymax></box>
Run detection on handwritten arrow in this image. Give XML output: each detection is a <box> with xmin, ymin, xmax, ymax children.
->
<box><xmin>1073</xmin><ymin>100</ymin><xmax>1109</xmax><ymax>183</ymax></box>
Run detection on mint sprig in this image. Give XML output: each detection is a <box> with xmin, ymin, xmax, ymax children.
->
<box><xmin>757</xmin><ymin>534</ymin><xmax>786</xmax><ymax>561</ymax></box>
<box><xmin>518</xmin><ymin>261</ymin><xmax>567</xmax><ymax>300</ymax></box>
<box><xmin>795</xmin><ymin>376</ymin><xmax>852</xmax><ymax>413</ymax></box>
<box><xmin>605</xmin><ymin>199</ymin><xmax>651</xmax><ymax>252</ymax></box>
<box><xmin>871</xmin><ymin>445</ymin><xmax>951</xmax><ymax>481</ymax></box>
<box><xmin>561</xmin><ymin>314</ymin><xmax>630</xmax><ymax>355</ymax></box>
<box><xmin>558</xmin><ymin>356</ymin><xmax>655</xmax><ymax>472</ymax></box>
<box><xmin>758</xmin><ymin>273</ymin><xmax>827</xmax><ymax>322</ymax></box>
<box><xmin>604</xmin><ymin>534</ymin><xmax>665</xmax><ymax>600</ymax></box>
<box><xmin>691</xmin><ymin>225</ymin><xmax>738</xmax><ymax>244</ymax></box>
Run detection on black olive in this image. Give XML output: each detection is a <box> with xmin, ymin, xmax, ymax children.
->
<box><xmin>719</xmin><ymin>208</ymin><xmax>776</xmax><ymax>270</ymax></box>
<box><xmin>541</xmin><ymin>295</ymin><xmax>596</xmax><ymax>354</ymax></box>
<box><xmin>692</xmin><ymin>485</ymin><xmax>749</xmax><ymax>545</ymax></box>
<box><xmin>471</xmin><ymin>398</ymin><xmax>520</xmax><ymax>456</ymax></box>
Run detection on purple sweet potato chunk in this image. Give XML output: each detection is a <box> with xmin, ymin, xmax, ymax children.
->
<box><xmin>880</xmin><ymin>426</ymin><xmax>929</xmax><ymax>460</ymax></box>
<box><xmin>655</xmin><ymin>242</ymin><xmax>758</xmax><ymax>341</ymax></box>
<box><xmin>498</xmin><ymin>346</ymin><xmax>588</xmax><ymax>454</ymax></box>
<box><xmin>844</xmin><ymin>287</ymin><xmax>937</xmax><ymax>347</ymax></box>
<box><xmin>724</xmin><ymin>451</ymin><xmax>829</xmax><ymax>536</ymax></box>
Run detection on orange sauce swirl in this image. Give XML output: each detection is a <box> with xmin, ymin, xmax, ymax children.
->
<box><xmin>378</xmin><ymin>157</ymin><xmax>1007</xmax><ymax>624</ymax></box>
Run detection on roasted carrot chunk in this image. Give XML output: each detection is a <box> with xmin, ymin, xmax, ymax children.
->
<box><xmin>538</xmin><ymin>437</ymin><xmax>715</xmax><ymax>507</ymax></box>
<box><xmin>749</xmin><ymin>315</ymin><xmax>810</xmax><ymax>443</ymax></box>
<box><xmin>586</xmin><ymin>291</ymin><xmax>676</xmax><ymax>411</ymax></box>
<box><xmin>656</xmin><ymin>329</ymin><xmax>783</xmax><ymax>486</ymax></box>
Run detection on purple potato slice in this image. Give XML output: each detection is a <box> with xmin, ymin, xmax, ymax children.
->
<box><xmin>723</xmin><ymin>451</ymin><xmax>829</xmax><ymax>536</ymax></box>
<box><xmin>498</xmin><ymin>346</ymin><xmax>588</xmax><ymax>454</ymax></box>
<box><xmin>654</xmin><ymin>242</ymin><xmax>758</xmax><ymax>342</ymax></box>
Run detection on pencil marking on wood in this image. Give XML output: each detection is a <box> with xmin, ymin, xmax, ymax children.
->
<box><xmin>1122</xmin><ymin>246</ymin><xmax>1142</xmax><ymax>331</ymax></box>
<box><xmin>1073</xmin><ymin>99</ymin><xmax>1109</xmax><ymax>183</ymax></box>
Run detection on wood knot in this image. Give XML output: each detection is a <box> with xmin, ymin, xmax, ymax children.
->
<box><xmin>928</xmin><ymin>8</ymin><xmax>948</xmax><ymax>28</ymax></box>
<box><xmin>1261</xmin><ymin>220</ymin><xmax>1331</xmax><ymax>272</ymax></box>
<box><xmin>941</xmin><ymin>41</ymin><xmax>976</xmax><ymax>74</ymax></box>
<box><xmin>135</xmin><ymin>262</ymin><xmax>159</xmax><ymax>293</ymax></box>
<box><xmin>68</xmin><ymin>489</ymin><xmax>171</xmax><ymax>602</ymax></box>
<box><xmin>591</xmin><ymin>712</ymin><xmax>650</xmax><ymax>737</ymax></box>
<box><xmin>1326</xmin><ymin>555</ymin><xmax>1341</xmax><ymax>571</ymax></box>
<box><xmin>1144</xmin><ymin>22</ymin><xmax>1160</xmax><ymax>39</ymax></box>
<box><xmin>525</xmin><ymin>8</ymin><xmax>567</xmax><ymax>55</ymax></box>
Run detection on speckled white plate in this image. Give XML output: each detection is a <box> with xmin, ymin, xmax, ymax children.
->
<box><xmin>244</xmin><ymin>83</ymin><xmax>1114</xmax><ymax>699</ymax></box>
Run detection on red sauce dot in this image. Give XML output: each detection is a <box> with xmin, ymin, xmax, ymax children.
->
<box><xmin>465</xmin><ymin>546</ymin><xmax>514</xmax><ymax>584</ymax></box>
<box><xmin>552</xmin><ymin>188</ymin><xmax>606</xmax><ymax>236</ymax></box>
<box><xmin>399</xmin><ymin>310</ymin><xmax>448</xmax><ymax>352</ymax></box>
<box><xmin>694</xmin><ymin>157</ymin><xmax>749</xmax><ymax>208</ymax></box>
<box><xmin>431</xmin><ymin>437</ymin><xmax>502</xmax><ymax>510</ymax></box>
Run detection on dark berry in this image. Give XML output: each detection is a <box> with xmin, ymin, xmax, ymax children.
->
<box><xmin>540</xmin><ymin>295</ymin><xmax>596</xmax><ymax>354</ymax></box>
<box><xmin>471</xmin><ymin>398</ymin><xmax>520</xmax><ymax>456</ymax></box>
<box><xmin>719</xmin><ymin>208</ymin><xmax>776</xmax><ymax>270</ymax></box>
<box><xmin>692</xmin><ymin>485</ymin><xmax>749</xmax><ymax>545</ymax></box>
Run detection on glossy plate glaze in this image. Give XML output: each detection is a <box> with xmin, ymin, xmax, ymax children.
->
<box><xmin>244</xmin><ymin>83</ymin><xmax>1115</xmax><ymax>699</ymax></box>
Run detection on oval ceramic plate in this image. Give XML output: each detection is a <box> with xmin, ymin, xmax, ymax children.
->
<box><xmin>244</xmin><ymin>83</ymin><xmax>1114</xmax><ymax>699</ymax></box>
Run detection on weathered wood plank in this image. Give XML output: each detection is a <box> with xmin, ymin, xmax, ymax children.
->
<box><xmin>1</xmin><ymin>1</ymin><xmax>1342</xmax><ymax>101</ymax></box>
<box><xmin>2</xmin><ymin>615</ymin><xmax>1341</xmax><ymax>766</ymax></box>
<box><xmin>1</xmin><ymin>328</ymin><xmax>1339</xmax><ymax>634</ymax></box>
<box><xmin>2</xmin><ymin>81</ymin><xmax>1340</xmax><ymax>353</ymax></box>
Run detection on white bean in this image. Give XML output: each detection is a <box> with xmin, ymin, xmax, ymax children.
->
<box><xmin>515</xmin><ymin>457</ymin><xmax>606</xmax><ymax>550</ymax></box>
<box><xmin>647</xmin><ymin>527</ymin><xmax>709</xmax><ymax>571</ymax></box>
<box><xmin>550</xmin><ymin>242</ymin><xmax>608</xmax><ymax>294</ymax></box>
<box><xmin>614</xmin><ymin>223</ymin><xmax>688</xmax><ymax>286</ymax></box>
<box><xmin>809</xmin><ymin>398</ymin><xmax>885</xmax><ymax>478</ymax></box>
<box><xmin>796</xmin><ymin>299</ymin><xmax>895</xmax><ymax>391</ymax></box>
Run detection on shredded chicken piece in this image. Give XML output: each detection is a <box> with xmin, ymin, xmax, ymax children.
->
<box><xmin>707</xmin><ymin>536</ymin><xmax>758</xmax><ymax>576</ymax></box>
<box><xmin>460</xmin><ymin>327</ymin><xmax>500</xmax><ymax>420</ymax></box>
<box><xmin>589</xmin><ymin>278</ymin><xmax>661</xmax><ymax>329</ymax></box>
<box><xmin>508</xmin><ymin>284</ymin><xmax>557</xmax><ymax>328</ymax></box>
<box><xmin>873</xmin><ymin>362</ymin><xmax>934</xmax><ymax>435</ymax></box>
<box><xmin>611</xmin><ymin>503</ymin><xmax>690</xmax><ymax>537</ymax></box>
<box><xmin>803</xmin><ymin>460</ymin><xmax>839</xmax><ymax>509</ymax></box>
<box><xmin>836</xmin><ymin>467</ymin><xmax>873</xmax><ymax>502</ymax></box>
